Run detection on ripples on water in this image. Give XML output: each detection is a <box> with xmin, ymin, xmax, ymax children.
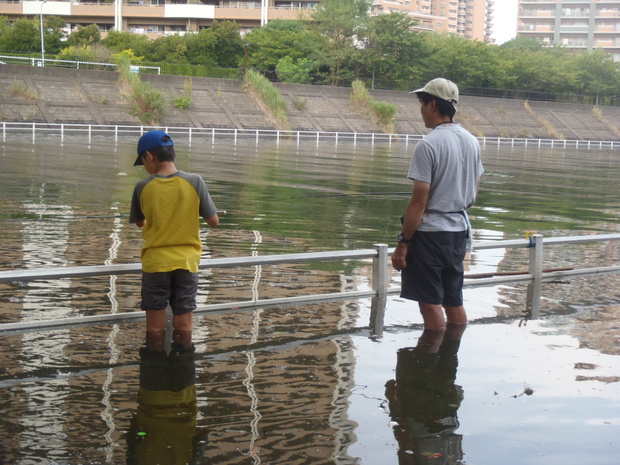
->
<box><xmin>0</xmin><ymin>134</ymin><xmax>619</xmax><ymax>464</ymax></box>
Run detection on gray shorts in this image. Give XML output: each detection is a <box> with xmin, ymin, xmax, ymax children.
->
<box><xmin>401</xmin><ymin>230</ymin><xmax>467</xmax><ymax>306</ymax></box>
<box><xmin>140</xmin><ymin>269</ymin><xmax>199</xmax><ymax>315</ymax></box>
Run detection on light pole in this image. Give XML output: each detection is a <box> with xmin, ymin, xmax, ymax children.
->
<box><xmin>39</xmin><ymin>0</ymin><xmax>47</xmax><ymax>67</ymax></box>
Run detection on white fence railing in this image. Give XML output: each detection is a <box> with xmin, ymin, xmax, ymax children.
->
<box><xmin>1</xmin><ymin>122</ymin><xmax>619</xmax><ymax>149</ymax></box>
<box><xmin>0</xmin><ymin>54</ymin><xmax>161</xmax><ymax>74</ymax></box>
<box><xmin>1</xmin><ymin>234</ymin><xmax>619</xmax><ymax>334</ymax></box>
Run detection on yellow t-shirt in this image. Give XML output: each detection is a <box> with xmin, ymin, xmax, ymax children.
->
<box><xmin>130</xmin><ymin>171</ymin><xmax>217</xmax><ymax>273</ymax></box>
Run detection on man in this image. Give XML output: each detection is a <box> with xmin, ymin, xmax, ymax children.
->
<box><xmin>391</xmin><ymin>78</ymin><xmax>484</xmax><ymax>331</ymax></box>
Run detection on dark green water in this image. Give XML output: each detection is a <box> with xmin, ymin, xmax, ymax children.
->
<box><xmin>0</xmin><ymin>134</ymin><xmax>618</xmax><ymax>465</ymax></box>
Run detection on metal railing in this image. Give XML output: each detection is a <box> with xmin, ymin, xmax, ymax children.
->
<box><xmin>2</xmin><ymin>122</ymin><xmax>619</xmax><ymax>149</ymax></box>
<box><xmin>0</xmin><ymin>54</ymin><xmax>161</xmax><ymax>74</ymax></box>
<box><xmin>1</xmin><ymin>233</ymin><xmax>619</xmax><ymax>334</ymax></box>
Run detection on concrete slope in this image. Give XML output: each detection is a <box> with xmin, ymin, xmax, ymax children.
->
<box><xmin>1</xmin><ymin>64</ymin><xmax>618</xmax><ymax>141</ymax></box>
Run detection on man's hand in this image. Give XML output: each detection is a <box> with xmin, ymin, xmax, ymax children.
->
<box><xmin>391</xmin><ymin>242</ymin><xmax>409</xmax><ymax>271</ymax></box>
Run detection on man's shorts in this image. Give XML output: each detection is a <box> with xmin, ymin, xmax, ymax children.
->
<box><xmin>140</xmin><ymin>269</ymin><xmax>199</xmax><ymax>315</ymax></box>
<box><xmin>401</xmin><ymin>230</ymin><xmax>468</xmax><ymax>306</ymax></box>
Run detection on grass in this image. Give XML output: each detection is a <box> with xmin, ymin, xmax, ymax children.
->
<box><xmin>523</xmin><ymin>100</ymin><xmax>564</xmax><ymax>140</ymax></box>
<box><xmin>292</xmin><ymin>94</ymin><xmax>307</xmax><ymax>111</ymax></box>
<box><xmin>592</xmin><ymin>106</ymin><xmax>620</xmax><ymax>138</ymax></box>
<box><xmin>244</xmin><ymin>69</ymin><xmax>290</xmax><ymax>130</ymax></box>
<box><xmin>350</xmin><ymin>80</ymin><xmax>397</xmax><ymax>133</ymax></box>
<box><xmin>173</xmin><ymin>78</ymin><xmax>193</xmax><ymax>110</ymax></box>
<box><xmin>117</xmin><ymin>58</ymin><xmax>166</xmax><ymax>126</ymax></box>
<box><xmin>10</xmin><ymin>80</ymin><xmax>38</xmax><ymax>100</ymax></box>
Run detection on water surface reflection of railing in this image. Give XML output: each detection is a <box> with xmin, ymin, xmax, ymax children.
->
<box><xmin>1</xmin><ymin>233</ymin><xmax>619</xmax><ymax>334</ymax></box>
<box><xmin>2</xmin><ymin>122</ymin><xmax>619</xmax><ymax>149</ymax></box>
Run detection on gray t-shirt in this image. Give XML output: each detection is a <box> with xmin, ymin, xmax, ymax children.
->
<box><xmin>408</xmin><ymin>124</ymin><xmax>484</xmax><ymax>232</ymax></box>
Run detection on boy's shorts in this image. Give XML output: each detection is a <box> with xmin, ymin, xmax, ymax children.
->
<box><xmin>140</xmin><ymin>269</ymin><xmax>199</xmax><ymax>315</ymax></box>
<box><xmin>400</xmin><ymin>230</ymin><xmax>467</xmax><ymax>306</ymax></box>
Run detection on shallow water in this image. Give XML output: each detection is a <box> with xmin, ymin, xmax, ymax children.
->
<box><xmin>0</xmin><ymin>134</ymin><xmax>619</xmax><ymax>464</ymax></box>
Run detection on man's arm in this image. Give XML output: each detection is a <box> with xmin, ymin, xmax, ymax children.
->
<box><xmin>391</xmin><ymin>180</ymin><xmax>430</xmax><ymax>271</ymax></box>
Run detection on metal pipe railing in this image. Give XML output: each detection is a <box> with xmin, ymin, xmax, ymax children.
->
<box><xmin>1</xmin><ymin>122</ymin><xmax>619</xmax><ymax>150</ymax></box>
<box><xmin>0</xmin><ymin>234</ymin><xmax>619</xmax><ymax>334</ymax></box>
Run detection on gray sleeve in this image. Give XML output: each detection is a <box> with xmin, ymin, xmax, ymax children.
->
<box><xmin>408</xmin><ymin>141</ymin><xmax>433</xmax><ymax>183</ymax></box>
<box><xmin>129</xmin><ymin>182</ymin><xmax>145</xmax><ymax>224</ymax></box>
<box><xmin>181</xmin><ymin>172</ymin><xmax>218</xmax><ymax>220</ymax></box>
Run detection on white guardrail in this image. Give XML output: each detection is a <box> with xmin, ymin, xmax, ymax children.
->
<box><xmin>0</xmin><ymin>234</ymin><xmax>619</xmax><ymax>334</ymax></box>
<box><xmin>0</xmin><ymin>54</ymin><xmax>161</xmax><ymax>74</ymax></box>
<box><xmin>1</xmin><ymin>122</ymin><xmax>619</xmax><ymax>149</ymax></box>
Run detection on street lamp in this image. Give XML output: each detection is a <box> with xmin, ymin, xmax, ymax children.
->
<box><xmin>39</xmin><ymin>0</ymin><xmax>47</xmax><ymax>67</ymax></box>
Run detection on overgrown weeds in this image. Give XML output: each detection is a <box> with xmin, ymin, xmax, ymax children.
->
<box><xmin>523</xmin><ymin>100</ymin><xmax>564</xmax><ymax>140</ymax></box>
<box><xmin>117</xmin><ymin>57</ymin><xmax>166</xmax><ymax>125</ymax></box>
<box><xmin>11</xmin><ymin>80</ymin><xmax>38</xmax><ymax>100</ymax></box>
<box><xmin>350</xmin><ymin>80</ymin><xmax>396</xmax><ymax>133</ymax></box>
<box><xmin>292</xmin><ymin>94</ymin><xmax>307</xmax><ymax>111</ymax></box>
<box><xmin>173</xmin><ymin>78</ymin><xmax>193</xmax><ymax>110</ymax></box>
<box><xmin>592</xmin><ymin>106</ymin><xmax>620</xmax><ymax>138</ymax></box>
<box><xmin>244</xmin><ymin>69</ymin><xmax>290</xmax><ymax>130</ymax></box>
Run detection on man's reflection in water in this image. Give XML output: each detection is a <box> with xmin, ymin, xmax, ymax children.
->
<box><xmin>385</xmin><ymin>324</ymin><xmax>466</xmax><ymax>464</ymax></box>
<box><xmin>127</xmin><ymin>330</ymin><xmax>206</xmax><ymax>465</ymax></box>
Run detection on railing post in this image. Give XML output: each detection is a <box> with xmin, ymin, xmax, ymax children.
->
<box><xmin>370</xmin><ymin>243</ymin><xmax>389</xmax><ymax>336</ymax></box>
<box><xmin>526</xmin><ymin>234</ymin><xmax>544</xmax><ymax>319</ymax></box>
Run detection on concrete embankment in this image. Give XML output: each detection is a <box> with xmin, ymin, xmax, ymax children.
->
<box><xmin>1</xmin><ymin>64</ymin><xmax>619</xmax><ymax>141</ymax></box>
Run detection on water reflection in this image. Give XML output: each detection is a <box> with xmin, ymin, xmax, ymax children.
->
<box><xmin>385</xmin><ymin>325</ymin><xmax>465</xmax><ymax>464</ymax></box>
<box><xmin>127</xmin><ymin>332</ymin><xmax>204</xmax><ymax>465</ymax></box>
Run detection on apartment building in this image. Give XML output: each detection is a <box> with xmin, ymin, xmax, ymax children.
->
<box><xmin>0</xmin><ymin>0</ymin><xmax>494</xmax><ymax>41</ymax></box>
<box><xmin>517</xmin><ymin>0</ymin><xmax>620</xmax><ymax>61</ymax></box>
<box><xmin>0</xmin><ymin>1</ymin><xmax>321</xmax><ymax>37</ymax></box>
<box><xmin>370</xmin><ymin>0</ymin><xmax>495</xmax><ymax>42</ymax></box>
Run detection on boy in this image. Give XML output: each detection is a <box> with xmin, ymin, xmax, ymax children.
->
<box><xmin>130</xmin><ymin>129</ymin><xmax>219</xmax><ymax>351</ymax></box>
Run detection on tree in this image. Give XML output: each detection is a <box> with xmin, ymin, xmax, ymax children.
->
<box><xmin>67</xmin><ymin>24</ymin><xmax>101</xmax><ymax>47</ymax></box>
<box><xmin>569</xmin><ymin>49</ymin><xmax>620</xmax><ymax>100</ymax></box>
<box><xmin>275</xmin><ymin>55</ymin><xmax>315</xmax><ymax>84</ymax></box>
<box><xmin>185</xmin><ymin>21</ymin><xmax>244</xmax><ymax>67</ymax></box>
<box><xmin>102</xmin><ymin>30</ymin><xmax>151</xmax><ymax>57</ymax></box>
<box><xmin>311</xmin><ymin>0</ymin><xmax>370</xmax><ymax>85</ymax></box>
<box><xmin>409</xmin><ymin>33</ymin><xmax>508</xmax><ymax>89</ymax></box>
<box><xmin>149</xmin><ymin>34</ymin><xmax>188</xmax><ymax>63</ymax></box>
<box><xmin>42</xmin><ymin>15</ymin><xmax>68</xmax><ymax>54</ymax></box>
<box><xmin>0</xmin><ymin>17</ymin><xmax>40</xmax><ymax>52</ymax></box>
<box><xmin>355</xmin><ymin>12</ymin><xmax>423</xmax><ymax>88</ymax></box>
<box><xmin>243</xmin><ymin>20</ymin><xmax>326</xmax><ymax>79</ymax></box>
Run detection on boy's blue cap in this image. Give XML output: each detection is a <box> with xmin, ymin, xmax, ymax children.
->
<box><xmin>135</xmin><ymin>130</ymin><xmax>174</xmax><ymax>166</ymax></box>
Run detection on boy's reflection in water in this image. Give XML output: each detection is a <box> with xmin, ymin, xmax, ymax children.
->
<box><xmin>385</xmin><ymin>324</ymin><xmax>466</xmax><ymax>464</ymax></box>
<box><xmin>127</xmin><ymin>330</ymin><xmax>206</xmax><ymax>465</ymax></box>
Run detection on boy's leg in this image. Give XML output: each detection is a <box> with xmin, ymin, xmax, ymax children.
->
<box><xmin>145</xmin><ymin>309</ymin><xmax>167</xmax><ymax>351</ymax></box>
<box><xmin>146</xmin><ymin>309</ymin><xmax>167</xmax><ymax>332</ymax></box>
<box><xmin>172</xmin><ymin>313</ymin><xmax>193</xmax><ymax>347</ymax></box>
<box><xmin>146</xmin><ymin>316</ymin><xmax>166</xmax><ymax>352</ymax></box>
<box><xmin>169</xmin><ymin>269</ymin><xmax>198</xmax><ymax>347</ymax></box>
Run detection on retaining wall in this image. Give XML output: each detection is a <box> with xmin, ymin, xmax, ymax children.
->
<box><xmin>1</xmin><ymin>64</ymin><xmax>619</xmax><ymax>141</ymax></box>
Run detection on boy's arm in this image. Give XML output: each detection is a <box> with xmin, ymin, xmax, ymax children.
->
<box><xmin>129</xmin><ymin>186</ymin><xmax>146</xmax><ymax>228</ymax></box>
<box><xmin>205</xmin><ymin>213</ymin><xmax>219</xmax><ymax>228</ymax></box>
